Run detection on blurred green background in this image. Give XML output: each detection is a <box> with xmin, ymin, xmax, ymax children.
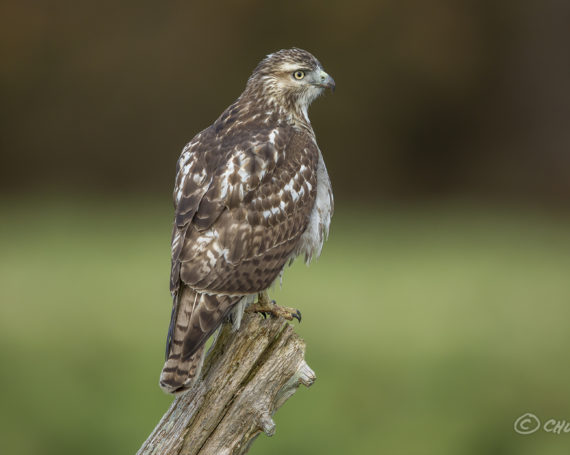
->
<box><xmin>1</xmin><ymin>1</ymin><xmax>570</xmax><ymax>454</ymax></box>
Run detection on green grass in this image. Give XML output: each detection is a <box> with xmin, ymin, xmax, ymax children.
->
<box><xmin>1</xmin><ymin>197</ymin><xmax>569</xmax><ymax>454</ymax></box>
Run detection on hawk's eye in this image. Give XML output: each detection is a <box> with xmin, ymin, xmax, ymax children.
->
<box><xmin>293</xmin><ymin>71</ymin><xmax>305</xmax><ymax>80</ymax></box>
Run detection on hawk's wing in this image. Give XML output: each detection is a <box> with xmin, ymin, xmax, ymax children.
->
<box><xmin>170</xmin><ymin>123</ymin><xmax>318</xmax><ymax>297</ymax></box>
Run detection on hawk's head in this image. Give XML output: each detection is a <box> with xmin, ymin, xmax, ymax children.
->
<box><xmin>245</xmin><ymin>48</ymin><xmax>335</xmax><ymax>121</ymax></box>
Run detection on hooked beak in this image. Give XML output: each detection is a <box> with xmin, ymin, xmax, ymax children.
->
<box><xmin>317</xmin><ymin>70</ymin><xmax>335</xmax><ymax>92</ymax></box>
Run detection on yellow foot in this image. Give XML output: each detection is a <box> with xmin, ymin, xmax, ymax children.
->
<box><xmin>247</xmin><ymin>292</ymin><xmax>302</xmax><ymax>322</ymax></box>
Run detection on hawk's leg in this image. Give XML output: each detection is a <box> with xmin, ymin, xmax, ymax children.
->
<box><xmin>247</xmin><ymin>291</ymin><xmax>302</xmax><ymax>322</ymax></box>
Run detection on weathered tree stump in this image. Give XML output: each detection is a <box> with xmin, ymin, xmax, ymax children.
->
<box><xmin>137</xmin><ymin>312</ymin><xmax>315</xmax><ymax>455</ymax></box>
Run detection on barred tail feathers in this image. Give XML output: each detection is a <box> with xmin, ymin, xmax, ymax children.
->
<box><xmin>159</xmin><ymin>286</ymin><xmax>239</xmax><ymax>394</ymax></box>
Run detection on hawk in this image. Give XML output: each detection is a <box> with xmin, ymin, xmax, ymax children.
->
<box><xmin>160</xmin><ymin>48</ymin><xmax>335</xmax><ymax>394</ymax></box>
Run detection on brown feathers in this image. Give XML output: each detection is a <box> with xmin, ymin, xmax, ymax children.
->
<box><xmin>160</xmin><ymin>48</ymin><xmax>334</xmax><ymax>394</ymax></box>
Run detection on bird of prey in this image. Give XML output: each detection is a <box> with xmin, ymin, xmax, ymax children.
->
<box><xmin>160</xmin><ymin>48</ymin><xmax>334</xmax><ymax>394</ymax></box>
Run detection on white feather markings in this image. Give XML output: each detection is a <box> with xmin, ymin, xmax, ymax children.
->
<box><xmin>206</xmin><ymin>249</ymin><xmax>217</xmax><ymax>267</ymax></box>
<box><xmin>229</xmin><ymin>294</ymin><xmax>256</xmax><ymax>331</ymax></box>
<box><xmin>192</xmin><ymin>167</ymin><xmax>206</xmax><ymax>184</ymax></box>
<box><xmin>282</xmin><ymin>177</ymin><xmax>300</xmax><ymax>202</ymax></box>
<box><xmin>268</xmin><ymin>129</ymin><xmax>278</xmax><ymax>145</ymax></box>
<box><xmin>174</xmin><ymin>147</ymin><xmax>199</xmax><ymax>204</ymax></box>
<box><xmin>171</xmin><ymin>229</ymin><xmax>182</xmax><ymax>254</ymax></box>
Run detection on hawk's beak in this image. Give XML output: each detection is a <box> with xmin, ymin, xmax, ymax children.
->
<box><xmin>318</xmin><ymin>71</ymin><xmax>336</xmax><ymax>92</ymax></box>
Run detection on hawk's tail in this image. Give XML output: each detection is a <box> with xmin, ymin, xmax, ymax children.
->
<box><xmin>159</xmin><ymin>286</ymin><xmax>239</xmax><ymax>394</ymax></box>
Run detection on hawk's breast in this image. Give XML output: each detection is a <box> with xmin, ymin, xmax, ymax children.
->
<box><xmin>294</xmin><ymin>149</ymin><xmax>333</xmax><ymax>264</ymax></box>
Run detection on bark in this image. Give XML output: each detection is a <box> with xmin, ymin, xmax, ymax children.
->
<box><xmin>137</xmin><ymin>312</ymin><xmax>315</xmax><ymax>455</ymax></box>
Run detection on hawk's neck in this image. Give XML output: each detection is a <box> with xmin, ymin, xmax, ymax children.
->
<box><xmin>237</xmin><ymin>87</ymin><xmax>314</xmax><ymax>134</ymax></box>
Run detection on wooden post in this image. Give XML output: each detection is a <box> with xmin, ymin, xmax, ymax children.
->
<box><xmin>137</xmin><ymin>312</ymin><xmax>316</xmax><ymax>455</ymax></box>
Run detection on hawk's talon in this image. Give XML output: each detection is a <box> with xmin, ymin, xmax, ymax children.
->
<box><xmin>294</xmin><ymin>310</ymin><xmax>302</xmax><ymax>323</ymax></box>
<box><xmin>246</xmin><ymin>298</ymin><xmax>302</xmax><ymax>323</ymax></box>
